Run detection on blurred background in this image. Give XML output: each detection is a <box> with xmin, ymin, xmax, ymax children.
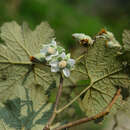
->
<box><xmin>0</xmin><ymin>0</ymin><xmax>130</xmax><ymax>50</ymax></box>
<box><xmin>0</xmin><ymin>0</ymin><xmax>130</xmax><ymax>130</ymax></box>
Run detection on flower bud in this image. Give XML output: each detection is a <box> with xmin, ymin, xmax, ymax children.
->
<box><xmin>105</xmin><ymin>40</ymin><xmax>121</xmax><ymax>49</ymax></box>
<box><xmin>59</xmin><ymin>60</ymin><xmax>67</xmax><ymax>68</ymax></box>
<box><xmin>48</xmin><ymin>47</ymin><xmax>56</xmax><ymax>54</ymax></box>
<box><xmin>72</xmin><ymin>33</ymin><xmax>93</xmax><ymax>46</ymax></box>
<box><xmin>72</xmin><ymin>33</ymin><xmax>86</xmax><ymax>40</ymax></box>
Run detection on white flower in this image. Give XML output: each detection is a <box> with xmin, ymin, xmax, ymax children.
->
<box><xmin>40</xmin><ymin>39</ymin><xmax>59</xmax><ymax>61</ymax></box>
<box><xmin>31</xmin><ymin>38</ymin><xmax>65</xmax><ymax>63</ymax></box>
<box><xmin>31</xmin><ymin>38</ymin><xmax>75</xmax><ymax>77</ymax></box>
<box><xmin>49</xmin><ymin>52</ymin><xmax>75</xmax><ymax>77</ymax></box>
<box><xmin>72</xmin><ymin>33</ymin><xmax>94</xmax><ymax>45</ymax></box>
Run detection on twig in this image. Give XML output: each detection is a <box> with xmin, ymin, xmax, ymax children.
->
<box><xmin>54</xmin><ymin>88</ymin><xmax>121</xmax><ymax>130</ymax></box>
<box><xmin>43</xmin><ymin>73</ymin><xmax>64</xmax><ymax>130</ymax></box>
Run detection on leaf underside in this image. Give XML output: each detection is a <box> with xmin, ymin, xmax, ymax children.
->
<box><xmin>121</xmin><ymin>30</ymin><xmax>130</xmax><ymax>65</ymax></box>
<box><xmin>122</xmin><ymin>30</ymin><xmax>130</xmax><ymax>51</ymax></box>
<box><xmin>0</xmin><ymin>21</ymin><xmax>59</xmax><ymax>102</ymax></box>
<box><xmin>0</xmin><ymin>21</ymin><xmax>62</xmax><ymax>130</ymax></box>
<box><xmin>0</xmin><ymin>21</ymin><xmax>130</xmax><ymax>128</ymax></box>
<box><xmin>0</xmin><ymin>84</ymin><xmax>54</xmax><ymax>130</ymax></box>
<box><xmin>63</xmin><ymin>57</ymin><xmax>88</xmax><ymax>87</ymax></box>
<box><xmin>79</xmin><ymin>38</ymin><xmax>130</xmax><ymax>116</ymax></box>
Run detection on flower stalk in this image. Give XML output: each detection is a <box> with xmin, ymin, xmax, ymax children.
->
<box><xmin>54</xmin><ymin>88</ymin><xmax>121</xmax><ymax>130</ymax></box>
<box><xmin>43</xmin><ymin>73</ymin><xmax>64</xmax><ymax>130</ymax></box>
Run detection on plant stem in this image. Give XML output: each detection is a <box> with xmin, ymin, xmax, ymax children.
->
<box><xmin>43</xmin><ymin>73</ymin><xmax>63</xmax><ymax>130</ymax></box>
<box><xmin>56</xmin><ymin>83</ymin><xmax>93</xmax><ymax>114</ymax></box>
<box><xmin>54</xmin><ymin>88</ymin><xmax>121</xmax><ymax>130</ymax></box>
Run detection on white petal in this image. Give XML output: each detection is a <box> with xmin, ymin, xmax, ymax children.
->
<box><xmin>51</xmin><ymin>66</ymin><xmax>59</xmax><ymax>72</ymax></box>
<box><xmin>40</xmin><ymin>47</ymin><xmax>48</xmax><ymax>54</ymax></box>
<box><xmin>49</xmin><ymin>61</ymin><xmax>58</xmax><ymax>67</ymax></box>
<box><xmin>45</xmin><ymin>55</ymin><xmax>53</xmax><ymax>61</ymax></box>
<box><xmin>49</xmin><ymin>39</ymin><xmax>57</xmax><ymax>47</ymax></box>
<box><xmin>60</xmin><ymin>52</ymin><xmax>66</xmax><ymax>59</ymax></box>
<box><xmin>51</xmin><ymin>39</ymin><xmax>57</xmax><ymax>46</ymax></box>
<box><xmin>68</xmin><ymin>59</ymin><xmax>75</xmax><ymax>67</ymax></box>
<box><xmin>63</xmin><ymin>68</ymin><xmax>70</xmax><ymax>77</ymax></box>
<box><xmin>72</xmin><ymin>33</ymin><xmax>86</xmax><ymax>40</ymax></box>
<box><xmin>52</xmin><ymin>51</ymin><xmax>59</xmax><ymax>57</ymax></box>
<box><xmin>46</xmin><ymin>51</ymin><xmax>59</xmax><ymax>61</ymax></box>
<box><xmin>57</xmin><ymin>46</ymin><xmax>65</xmax><ymax>53</ymax></box>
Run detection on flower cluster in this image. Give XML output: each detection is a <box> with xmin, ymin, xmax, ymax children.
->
<box><xmin>31</xmin><ymin>39</ymin><xmax>75</xmax><ymax>77</ymax></box>
<box><xmin>49</xmin><ymin>52</ymin><xmax>75</xmax><ymax>77</ymax></box>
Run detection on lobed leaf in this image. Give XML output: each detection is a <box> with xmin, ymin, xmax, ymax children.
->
<box><xmin>0</xmin><ymin>84</ymin><xmax>55</xmax><ymax>130</ymax></box>
<box><xmin>0</xmin><ymin>21</ymin><xmax>58</xmax><ymax>102</ymax></box>
<box><xmin>63</xmin><ymin>57</ymin><xmax>88</xmax><ymax>87</ymax></box>
<box><xmin>79</xmin><ymin>38</ymin><xmax>130</xmax><ymax>116</ymax></box>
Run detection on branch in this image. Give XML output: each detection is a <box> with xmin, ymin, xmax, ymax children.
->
<box><xmin>54</xmin><ymin>88</ymin><xmax>121</xmax><ymax>130</ymax></box>
<box><xmin>43</xmin><ymin>73</ymin><xmax>64</xmax><ymax>130</ymax></box>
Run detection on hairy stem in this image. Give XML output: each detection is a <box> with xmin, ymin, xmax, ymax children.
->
<box><xmin>54</xmin><ymin>88</ymin><xmax>121</xmax><ymax>130</ymax></box>
<box><xmin>43</xmin><ymin>74</ymin><xmax>63</xmax><ymax>130</ymax></box>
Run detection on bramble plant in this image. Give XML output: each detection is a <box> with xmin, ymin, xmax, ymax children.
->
<box><xmin>0</xmin><ymin>21</ymin><xmax>130</xmax><ymax>130</ymax></box>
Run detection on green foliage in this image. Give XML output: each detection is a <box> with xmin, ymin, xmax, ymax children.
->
<box><xmin>0</xmin><ymin>21</ymin><xmax>59</xmax><ymax>129</ymax></box>
<box><xmin>63</xmin><ymin>58</ymin><xmax>89</xmax><ymax>87</ymax></box>
<box><xmin>0</xmin><ymin>21</ymin><xmax>59</xmax><ymax>102</ymax></box>
<box><xmin>0</xmin><ymin>1</ymin><xmax>130</xmax><ymax>130</ymax></box>
<box><xmin>0</xmin><ymin>84</ymin><xmax>54</xmax><ymax>130</ymax></box>
<box><xmin>78</xmin><ymin>38</ymin><xmax>130</xmax><ymax>116</ymax></box>
<box><xmin>122</xmin><ymin>30</ymin><xmax>130</xmax><ymax>51</ymax></box>
<box><xmin>0</xmin><ymin>0</ymin><xmax>104</xmax><ymax>49</ymax></box>
<box><xmin>0</xmin><ymin>21</ymin><xmax>130</xmax><ymax>129</ymax></box>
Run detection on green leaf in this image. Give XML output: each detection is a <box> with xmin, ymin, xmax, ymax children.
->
<box><xmin>0</xmin><ymin>84</ymin><xmax>54</xmax><ymax>130</ymax></box>
<box><xmin>121</xmin><ymin>30</ymin><xmax>130</xmax><ymax>65</ymax></box>
<box><xmin>63</xmin><ymin>57</ymin><xmax>88</xmax><ymax>87</ymax></box>
<box><xmin>121</xmin><ymin>97</ymin><xmax>130</xmax><ymax>114</ymax></box>
<box><xmin>79</xmin><ymin>38</ymin><xmax>130</xmax><ymax>116</ymax></box>
<box><xmin>122</xmin><ymin>30</ymin><xmax>130</xmax><ymax>51</ymax></box>
<box><xmin>0</xmin><ymin>21</ymin><xmax>58</xmax><ymax>102</ymax></box>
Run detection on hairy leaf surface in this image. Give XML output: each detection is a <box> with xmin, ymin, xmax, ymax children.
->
<box><xmin>0</xmin><ymin>21</ymin><xmax>58</xmax><ymax>102</ymax></box>
<box><xmin>0</xmin><ymin>84</ymin><xmax>55</xmax><ymax>130</ymax></box>
<box><xmin>122</xmin><ymin>30</ymin><xmax>130</xmax><ymax>51</ymax></box>
<box><xmin>122</xmin><ymin>30</ymin><xmax>130</xmax><ymax>65</ymax></box>
<box><xmin>63</xmin><ymin>57</ymin><xmax>88</xmax><ymax>87</ymax></box>
<box><xmin>79</xmin><ymin>38</ymin><xmax>130</xmax><ymax>116</ymax></box>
